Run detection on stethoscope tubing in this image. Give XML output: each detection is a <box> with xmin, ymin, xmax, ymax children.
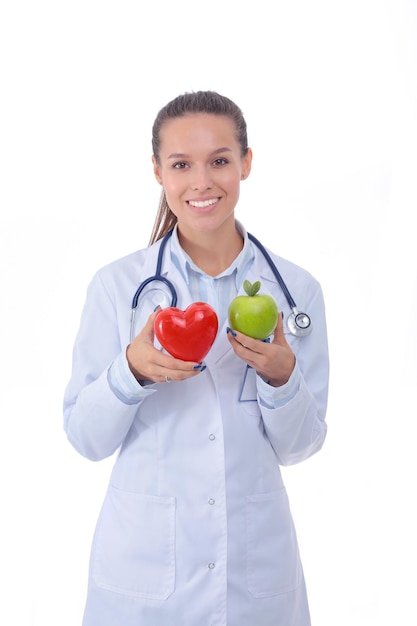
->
<box><xmin>130</xmin><ymin>229</ymin><xmax>312</xmax><ymax>339</ymax></box>
<box><xmin>247</xmin><ymin>233</ymin><xmax>297</xmax><ymax>310</ymax></box>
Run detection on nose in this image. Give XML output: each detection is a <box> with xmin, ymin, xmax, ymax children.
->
<box><xmin>190</xmin><ymin>166</ymin><xmax>213</xmax><ymax>191</ymax></box>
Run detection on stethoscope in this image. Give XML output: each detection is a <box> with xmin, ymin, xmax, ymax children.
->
<box><xmin>130</xmin><ymin>230</ymin><xmax>312</xmax><ymax>342</ymax></box>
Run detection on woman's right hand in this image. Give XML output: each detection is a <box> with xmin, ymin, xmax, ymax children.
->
<box><xmin>126</xmin><ymin>308</ymin><xmax>203</xmax><ymax>384</ymax></box>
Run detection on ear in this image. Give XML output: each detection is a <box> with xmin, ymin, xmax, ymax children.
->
<box><xmin>152</xmin><ymin>155</ymin><xmax>163</xmax><ymax>185</ymax></box>
<box><xmin>241</xmin><ymin>147</ymin><xmax>253</xmax><ymax>180</ymax></box>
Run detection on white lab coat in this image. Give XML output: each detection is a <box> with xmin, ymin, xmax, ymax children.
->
<box><xmin>64</xmin><ymin>233</ymin><xmax>329</xmax><ymax>626</ymax></box>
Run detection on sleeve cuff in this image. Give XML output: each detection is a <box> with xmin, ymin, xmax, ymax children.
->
<box><xmin>107</xmin><ymin>351</ymin><xmax>157</xmax><ymax>405</ymax></box>
<box><xmin>257</xmin><ymin>362</ymin><xmax>301</xmax><ymax>409</ymax></box>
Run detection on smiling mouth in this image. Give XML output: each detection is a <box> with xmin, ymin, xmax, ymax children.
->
<box><xmin>187</xmin><ymin>198</ymin><xmax>220</xmax><ymax>208</ymax></box>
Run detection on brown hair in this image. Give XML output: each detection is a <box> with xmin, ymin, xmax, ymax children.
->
<box><xmin>149</xmin><ymin>90</ymin><xmax>249</xmax><ymax>245</ymax></box>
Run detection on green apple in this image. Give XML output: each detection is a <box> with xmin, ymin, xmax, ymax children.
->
<box><xmin>228</xmin><ymin>280</ymin><xmax>279</xmax><ymax>340</ymax></box>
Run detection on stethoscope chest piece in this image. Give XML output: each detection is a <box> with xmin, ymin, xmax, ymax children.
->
<box><xmin>287</xmin><ymin>308</ymin><xmax>312</xmax><ymax>337</ymax></box>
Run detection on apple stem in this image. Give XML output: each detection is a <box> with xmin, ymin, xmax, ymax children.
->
<box><xmin>243</xmin><ymin>280</ymin><xmax>261</xmax><ymax>296</ymax></box>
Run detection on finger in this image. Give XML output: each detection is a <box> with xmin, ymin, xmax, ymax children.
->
<box><xmin>135</xmin><ymin>307</ymin><xmax>159</xmax><ymax>342</ymax></box>
<box><xmin>226</xmin><ymin>327</ymin><xmax>265</xmax><ymax>354</ymax></box>
<box><xmin>272</xmin><ymin>311</ymin><xmax>286</xmax><ymax>346</ymax></box>
<box><xmin>143</xmin><ymin>305</ymin><xmax>170</xmax><ymax>346</ymax></box>
<box><xmin>157</xmin><ymin>353</ymin><xmax>204</xmax><ymax>371</ymax></box>
<box><xmin>148</xmin><ymin>306</ymin><xmax>163</xmax><ymax>335</ymax></box>
<box><xmin>158</xmin><ymin>360</ymin><xmax>206</xmax><ymax>384</ymax></box>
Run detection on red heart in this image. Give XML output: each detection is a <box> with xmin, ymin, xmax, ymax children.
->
<box><xmin>154</xmin><ymin>302</ymin><xmax>218</xmax><ymax>362</ymax></box>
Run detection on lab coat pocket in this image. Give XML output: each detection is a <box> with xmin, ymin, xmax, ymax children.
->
<box><xmin>246</xmin><ymin>489</ymin><xmax>301</xmax><ymax>597</ymax></box>
<box><xmin>92</xmin><ymin>486</ymin><xmax>175</xmax><ymax>600</ymax></box>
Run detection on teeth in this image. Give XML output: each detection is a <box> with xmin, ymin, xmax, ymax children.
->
<box><xmin>189</xmin><ymin>198</ymin><xmax>218</xmax><ymax>208</ymax></box>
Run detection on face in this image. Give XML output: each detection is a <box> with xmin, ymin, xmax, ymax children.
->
<box><xmin>152</xmin><ymin>113</ymin><xmax>252</xmax><ymax>238</ymax></box>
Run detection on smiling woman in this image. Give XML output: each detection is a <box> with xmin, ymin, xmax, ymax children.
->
<box><xmin>63</xmin><ymin>90</ymin><xmax>330</xmax><ymax>626</ymax></box>
<box><xmin>151</xmin><ymin>111</ymin><xmax>252</xmax><ymax>274</ymax></box>
<box><xmin>2</xmin><ymin>0</ymin><xmax>416</xmax><ymax>623</ymax></box>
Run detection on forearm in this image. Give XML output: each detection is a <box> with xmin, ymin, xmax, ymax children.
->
<box><xmin>64</xmin><ymin>353</ymin><xmax>156</xmax><ymax>461</ymax></box>
<box><xmin>259</xmin><ymin>370</ymin><xmax>327</xmax><ymax>465</ymax></box>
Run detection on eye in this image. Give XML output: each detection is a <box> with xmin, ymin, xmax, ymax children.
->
<box><xmin>172</xmin><ymin>161</ymin><xmax>189</xmax><ymax>169</ymax></box>
<box><xmin>212</xmin><ymin>157</ymin><xmax>228</xmax><ymax>167</ymax></box>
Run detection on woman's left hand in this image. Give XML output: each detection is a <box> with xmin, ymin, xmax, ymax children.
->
<box><xmin>227</xmin><ymin>312</ymin><xmax>295</xmax><ymax>387</ymax></box>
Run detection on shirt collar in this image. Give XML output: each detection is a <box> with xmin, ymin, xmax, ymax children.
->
<box><xmin>170</xmin><ymin>221</ymin><xmax>254</xmax><ymax>288</ymax></box>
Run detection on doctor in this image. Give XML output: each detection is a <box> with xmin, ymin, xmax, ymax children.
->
<box><xmin>64</xmin><ymin>90</ymin><xmax>330</xmax><ymax>626</ymax></box>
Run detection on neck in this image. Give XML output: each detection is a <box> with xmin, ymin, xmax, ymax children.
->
<box><xmin>177</xmin><ymin>224</ymin><xmax>243</xmax><ymax>277</ymax></box>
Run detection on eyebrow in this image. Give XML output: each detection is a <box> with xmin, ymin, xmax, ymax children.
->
<box><xmin>167</xmin><ymin>147</ymin><xmax>233</xmax><ymax>160</ymax></box>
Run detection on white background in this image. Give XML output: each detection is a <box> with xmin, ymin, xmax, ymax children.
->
<box><xmin>1</xmin><ymin>1</ymin><xmax>416</xmax><ymax>624</ymax></box>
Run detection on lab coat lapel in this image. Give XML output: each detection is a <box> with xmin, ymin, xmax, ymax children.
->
<box><xmin>242</xmin><ymin>250</ymin><xmax>277</xmax><ymax>298</ymax></box>
<box><xmin>141</xmin><ymin>236</ymin><xmax>195</xmax><ymax>309</ymax></box>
